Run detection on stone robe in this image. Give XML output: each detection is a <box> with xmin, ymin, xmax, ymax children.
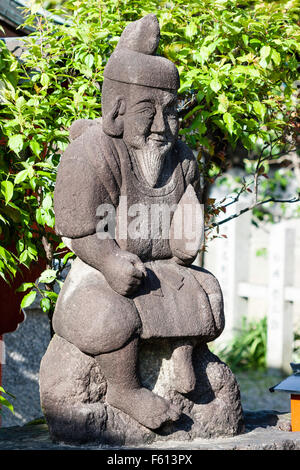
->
<box><xmin>52</xmin><ymin>120</ymin><xmax>224</xmax><ymax>355</ymax></box>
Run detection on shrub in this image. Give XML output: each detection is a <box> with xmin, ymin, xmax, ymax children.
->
<box><xmin>212</xmin><ymin>316</ymin><xmax>268</xmax><ymax>371</ymax></box>
<box><xmin>0</xmin><ymin>0</ymin><xmax>299</xmax><ymax>322</ymax></box>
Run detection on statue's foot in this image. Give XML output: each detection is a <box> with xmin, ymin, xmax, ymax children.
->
<box><xmin>172</xmin><ymin>343</ymin><xmax>196</xmax><ymax>394</ymax></box>
<box><xmin>106</xmin><ymin>385</ymin><xmax>180</xmax><ymax>430</ymax></box>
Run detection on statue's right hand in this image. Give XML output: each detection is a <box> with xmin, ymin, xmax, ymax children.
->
<box><xmin>103</xmin><ymin>251</ymin><xmax>146</xmax><ymax>296</ymax></box>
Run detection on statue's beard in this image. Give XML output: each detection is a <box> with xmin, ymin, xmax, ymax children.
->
<box><xmin>131</xmin><ymin>141</ymin><xmax>169</xmax><ymax>188</ymax></box>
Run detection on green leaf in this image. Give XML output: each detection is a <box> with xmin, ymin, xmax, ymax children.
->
<box><xmin>253</xmin><ymin>101</ymin><xmax>266</xmax><ymax>120</ymax></box>
<box><xmin>185</xmin><ymin>22</ymin><xmax>197</xmax><ymax>39</ymax></box>
<box><xmin>0</xmin><ymin>395</ymin><xmax>14</xmax><ymax>414</ymax></box>
<box><xmin>62</xmin><ymin>251</ymin><xmax>75</xmax><ymax>264</ymax></box>
<box><xmin>43</xmin><ymin>291</ymin><xmax>58</xmax><ymax>302</ymax></box>
<box><xmin>40</xmin><ymin>73</ymin><xmax>50</xmax><ymax>88</ymax></box>
<box><xmin>1</xmin><ymin>181</ymin><xmax>14</xmax><ymax>204</ymax></box>
<box><xmin>223</xmin><ymin>112</ymin><xmax>234</xmax><ymax>135</ymax></box>
<box><xmin>260</xmin><ymin>45</ymin><xmax>271</xmax><ymax>60</ymax></box>
<box><xmin>16</xmin><ymin>282</ymin><xmax>35</xmax><ymax>292</ymax></box>
<box><xmin>218</xmin><ymin>94</ymin><xmax>229</xmax><ymax>113</ymax></box>
<box><xmin>196</xmin><ymin>45</ymin><xmax>210</xmax><ymax>63</ymax></box>
<box><xmin>242</xmin><ymin>34</ymin><xmax>249</xmax><ymax>47</ymax></box>
<box><xmin>0</xmin><ymin>387</ymin><xmax>15</xmax><ymax>399</ymax></box>
<box><xmin>30</xmin><ymin>140</ymin><xmax>42</xmax><ymax>157</ymax></box>
<box><xmin>197</xmin><ymin>91</ymin><xmax>205</xmax><ymax>103</ymax></box>
<box><xmin>8</xmin><ymin>134</ymin><xmax>23</xmax><ymax>154</ymax></box>
<box><xmin>21</xmin><ymin>290</ymin><xmax>37</xmax><ymax>309</ymax></box>
<box><xmin>42</xmin><ymin>193</ymin><xmax>52</xmax><ymax>211</ymax></box>
<box><xmin>40</xmin><ymin>297</ymin><xmax>51</xmax><ymax>313</ymax></box>
<box><xmin>36</xmin><ymin>208</ymin><xmax>46</xmax><ymax>225</ymax></box>
<box><xmin>19</xmin><ymin>249</ymin><xmax>29</xmax><ymax>266</ymax></box>
<box><xmin>14</xmin><ymin>169</ymin><xmax>29</xmax><ymax>184</ymax></box>
<box><xmin>210</xmin><ymin>78</ymin><xmax>221</xmax><ymax>93</ymax></box>
<box><xmin>271</xmin><ymin>49</ymin><xmax>281</xmax><ymax>66</ymax></box>
<box><xmin>84</xmin><ymin>54</ymin><xmax>94</xmax><ymax>68</ymax></box>
<box><xmin>15</xmin><ymin>96</ymin><xmax>26</xmax><ymax>110</ymax></box>
<box><xmin>39</xmin><ymin>269</ymin><xmax>57</xmax><ymax>284</ymax></box>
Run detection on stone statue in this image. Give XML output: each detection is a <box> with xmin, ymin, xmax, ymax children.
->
<box><xmin>39</xmin><ymin>14</ymin><xmax>244</xmax><ymax>445</ymax></box>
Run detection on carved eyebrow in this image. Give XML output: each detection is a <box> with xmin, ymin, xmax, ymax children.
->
<box><xmin>131</xmin><ymin>99</ymin><xmax>154</xmax><ymax>107</ymax></box>
<box><xmin>126</xmin><ymin>100</ymin><xmax>154</xmax><ymax>116</ymax></box>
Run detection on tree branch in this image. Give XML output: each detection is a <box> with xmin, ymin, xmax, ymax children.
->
<box><xmin>206</xmin><ymin>195</ymin><xmax>300</xmax><ymax>231</ymax></box>
<box><xmin>178</xmin><ymin>94</ymin><xmax>198</xmax><ymax>118</ymax></box>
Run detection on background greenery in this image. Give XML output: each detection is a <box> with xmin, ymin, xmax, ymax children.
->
<box><xmin>212</xmin><ymin>316</ymin><xmax>267</xmax><ymax>371</ymax></box>
<box><xmin>0</xmin><ymin>0</ymin><xmax>299</xmax><ymax>337</ymax></box>
<box><xmin>0</xmin><ymin>386</ymin><xmax>14</xmax><ymax>415</ymax></box>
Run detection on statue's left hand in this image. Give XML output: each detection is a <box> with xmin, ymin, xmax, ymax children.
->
<box><xmin>102</xmin><ymin>250</ymin><xmax>147</xmax><ymax>296</ymax></box>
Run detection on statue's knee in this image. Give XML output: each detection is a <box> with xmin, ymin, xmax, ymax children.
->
<box><xmin>191</xmin><ymin>267</ymin><xmax>223</xmax><ymax>297</ymax></box>
<box><xmin>98</xmin><ymin>304</ymin><xmax>141</xmax><ymax>354</ymax></box>
<box><xmin>53</xmin><ymin>284</ymin><xmax>141</xmax><ymax>355</ymax></box>
<box><xmin>190</xmin><ymin>267</ymin><xmax>225</xmax><ymax>337</ymax></box>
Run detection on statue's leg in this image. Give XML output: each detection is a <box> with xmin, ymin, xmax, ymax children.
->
<box><xmin>169</xmin><ymin>266</ymin><xmax>225</xmax><ymax>396</ymax></box>
<box><xmin>96</xmin><ymin>337</ymin><xmax>180</xmax><ymax>430</ymax></box>
<box><xmin>53</xmin><ymin>264</ymin><xmax>142</xmax><ymax>355</ymax></box>
<box><xmin>172</xmin><ymin>340</ymin><xmax>196</xmax><ymax>394</ymax></box>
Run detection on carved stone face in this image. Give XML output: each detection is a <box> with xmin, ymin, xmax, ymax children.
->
<box><xmin>101</xmin><ymin>79</ymin><xmax>179</xmax><ymax>187</ymax></box>
<box><xmin>122</xmin><ymin>84</ymin><xmax>179</xmax><ymax>155</ymax></box>
<box><xmin>120</xmin><ymin>84</ymin><xmax>178</xmax><ymax>187</ymax></box>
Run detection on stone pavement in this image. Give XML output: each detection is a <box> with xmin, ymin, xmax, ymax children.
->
<box><xmin>0</xmin><ymin>410</ymin><xmax>300</xmax><ymax>450</ymax></box>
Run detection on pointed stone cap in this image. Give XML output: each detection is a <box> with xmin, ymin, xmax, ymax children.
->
<box><xmin>103</xmin><ymin>14</ymin><xmax>179</xmax><ymax>90</ymax></box>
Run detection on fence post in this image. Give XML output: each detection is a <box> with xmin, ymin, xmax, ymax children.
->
<box><xmin>267</xmin><ymin>223</ymin><xmax>295</xmax><ymax>374</ymax></box>
<box><xmin>212</xmin><ymin>202</ymin><xmax>251</xmax><ymax>344</ymax></box>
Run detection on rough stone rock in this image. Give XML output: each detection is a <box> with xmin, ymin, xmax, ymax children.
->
<box><xmin>40</xmin><ymin>335</ymin><xmax>244</xmax><ymax>446</ymax></box>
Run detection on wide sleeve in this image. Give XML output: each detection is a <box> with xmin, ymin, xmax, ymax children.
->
<box><xmin>54</xmin><ymin>125</ymin><xmax>121</xmax><ymax>239</ymax></box>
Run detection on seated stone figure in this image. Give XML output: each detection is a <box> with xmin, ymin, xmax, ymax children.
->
<box><xmin>40</xmin><ymin>14</ymin><xmax>244</xmax><ymax>445</ymax></box>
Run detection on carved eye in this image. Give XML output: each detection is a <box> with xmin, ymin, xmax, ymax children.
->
<box><xmin>141</xmin><ymin>107</ymin><xmax>155</xmax><ymax>119</ymax></box>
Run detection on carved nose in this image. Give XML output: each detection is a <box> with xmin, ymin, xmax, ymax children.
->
<box><xmin>151</xmin><ymin>108</ymin><xmax>165</xmax><ymax>134</ymax></box>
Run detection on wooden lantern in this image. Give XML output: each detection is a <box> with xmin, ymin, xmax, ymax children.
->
<box><xmin>270</xmin><ymin>363</ymin><xmax>300</xmax><ymax>432</ymax></box>
<box><xmin>291</xmin><ymin>394</ymin><xmax>300</xmax><ymax>432</ymax></box>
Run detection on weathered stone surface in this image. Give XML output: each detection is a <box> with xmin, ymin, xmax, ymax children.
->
<box><xmin>40</xmin><ymin>335</ymin><xmax>243</xmax><ymax>445</ymax></box>
<box><xmin>0</xmin><ymin>411</ymin><xmax>299</xmax><ymax>450</ymax></box>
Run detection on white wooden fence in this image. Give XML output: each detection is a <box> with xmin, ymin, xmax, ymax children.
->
<box><xmin>204</xmin><ymin>201</ymin><xmax>300</xmax><ymax>374</ymax></box>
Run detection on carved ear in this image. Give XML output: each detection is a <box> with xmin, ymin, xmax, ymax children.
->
<box><xmin>102</xmin><ymin>96</ymin><xmax>126</xmax><ymax>137</ymax></box>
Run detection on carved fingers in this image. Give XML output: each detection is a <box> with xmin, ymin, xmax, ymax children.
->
<box><xmin>105</xmin><ymin>251</ymin><xmax>146</xmax><ymax>296</ymax></box>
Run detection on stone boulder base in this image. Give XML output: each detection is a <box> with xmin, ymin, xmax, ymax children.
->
<box><xmin>39</xmin><ymin>335</ymin><xmax>244</xmax><ymax>446</ymax></box>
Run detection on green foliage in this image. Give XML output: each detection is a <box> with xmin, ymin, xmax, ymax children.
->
<box><xmin>212</xmin><ymin>316</ymin><xmax>268</xmax><ymax>372</ymax></box>
<box><xmin>163</xmin><ymin>0</ymin><xmax>299</xmax><ymax>154</ymax></box>
<box><xmin>293</xmin><ymin>329</ymin><xmax>300</xmax><ymax>363</ymax></box>
<box><xmin>0</xmin><ymin>0</ymin><xmax>299</xmax><ymax>312</ymax></box>
<box><xmin>0</xmin><ymin>386</ymin><xmax>15</xmax><ymax>415</ymax></box>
